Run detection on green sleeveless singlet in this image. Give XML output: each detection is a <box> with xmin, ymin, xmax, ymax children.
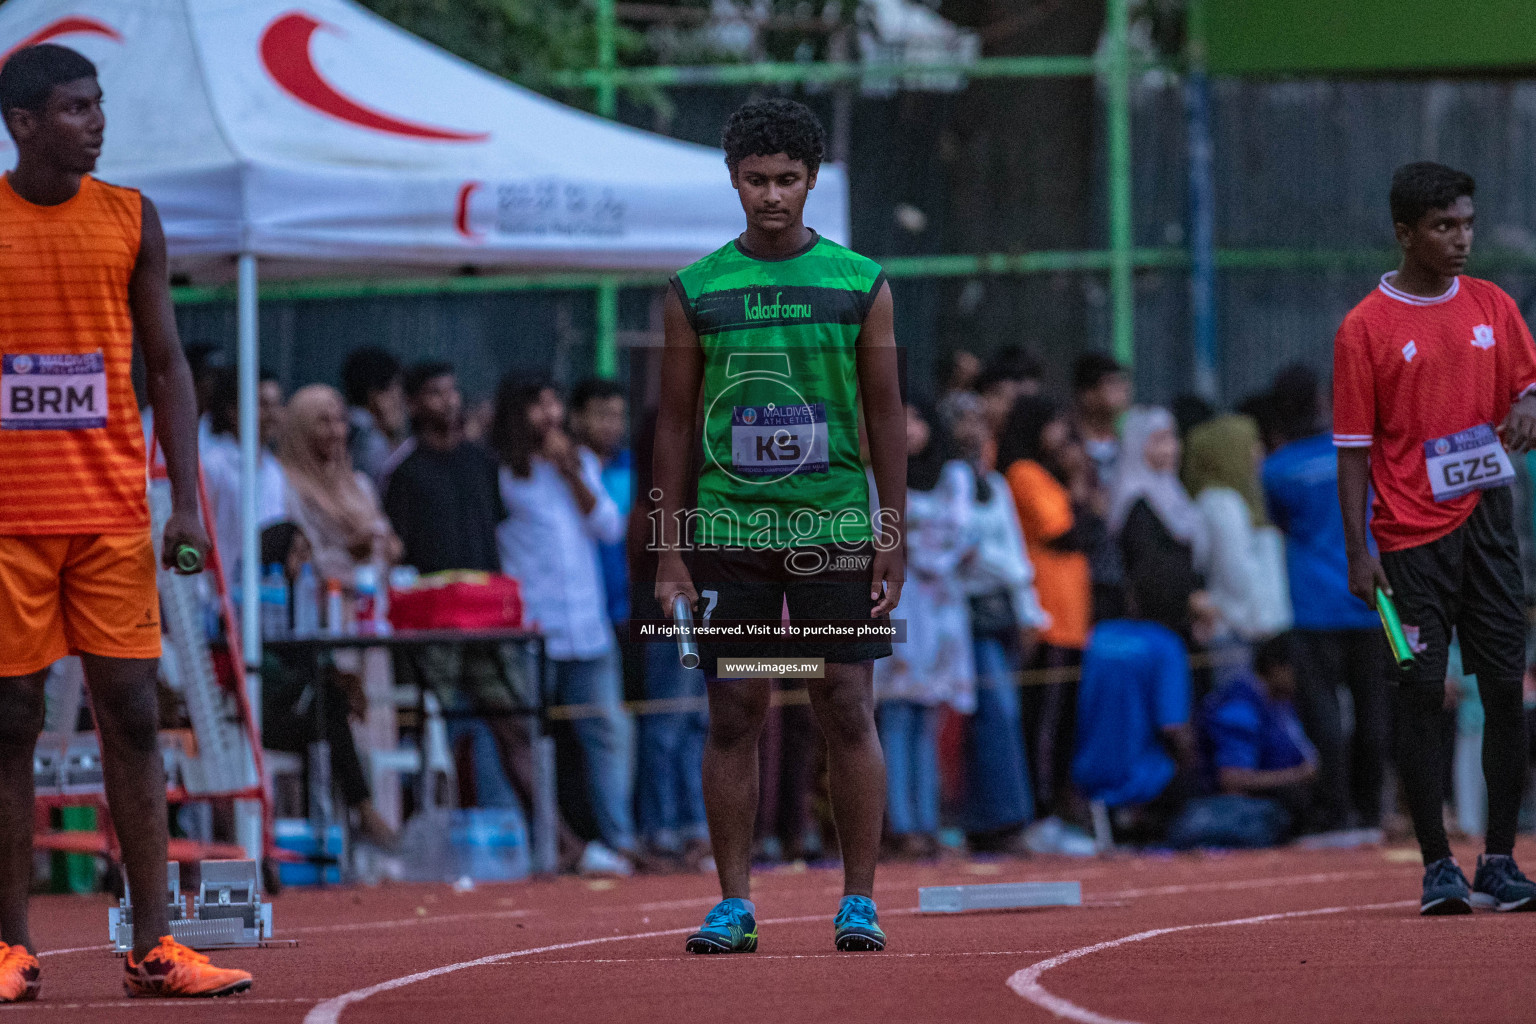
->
<box><xmin>671</xmin><ymin>230</ymin><xmax>885</xmax><ymax>549</ymax></box>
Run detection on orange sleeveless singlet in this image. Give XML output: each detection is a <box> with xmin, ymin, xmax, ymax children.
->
<box><xmin>0</xmin><ymin>173</ymin><xmax>147</xmax><ymax>535</ymax></box>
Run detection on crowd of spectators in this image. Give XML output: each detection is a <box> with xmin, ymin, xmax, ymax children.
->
<box><xmin>189</xmin><ymin>341</ymin><xmax>1536</xmax><ymax>874</ymax></box>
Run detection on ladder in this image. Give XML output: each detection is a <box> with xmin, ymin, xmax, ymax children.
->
<box><xmin>32</xmin><ymin>458</ymin><xmax>274</xmax><ymax>875</ymax></box>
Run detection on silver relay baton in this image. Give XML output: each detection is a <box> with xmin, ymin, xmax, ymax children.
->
<box><xmin>673</xmin><ymin>594</ymin><xmax>700</xmax><ymax>670</ymax></box>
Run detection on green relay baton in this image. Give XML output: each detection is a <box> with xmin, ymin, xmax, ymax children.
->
<box><xmin>173</xmin><ymin>544</ymin><xmax>204</xmax><ymax>574</ymax></box>
<box><xmin>1376</xmin><ymin>587</ymin><xmax>1414</xmax><ymax>668</ymax></box>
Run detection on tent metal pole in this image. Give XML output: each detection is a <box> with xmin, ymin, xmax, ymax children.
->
<box><xmin>1106</xmin><ymin>0</ymin><xmax>1134</xmax><ymax>370</ymax></box>
<box><xmin>237</xmin><ymin>253</ymin><xmax>262</xmax><ymax>705</ymax></box>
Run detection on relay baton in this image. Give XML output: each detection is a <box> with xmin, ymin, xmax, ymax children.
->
<box><xmin>1376</xmin><ymin>587</ymin><xmax>1414</xmax><ymax>668</ymax></box>
<box><xmin>673</xmin><ymin>594</ymin><xmax>700</xmax><ymax>670</ymax></box>
<box><xmin>174</xmin><ymin>544</ymin><xmax>204</xmax><ymax>574</ymax></box>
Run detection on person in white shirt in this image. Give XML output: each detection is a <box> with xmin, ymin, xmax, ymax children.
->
<box><xmin>873</xmin><ymin>402</ymin><xmax>975</xmax><ymax>859</ymax></box>
<box><xmin>200</xmin><ymin>367</ymin><xmax>291</xmax><ymax>575</ymax></box>
<box><xmin>490</xmin><ymin>377</ymin><xmax>637</xmax><ymax>860</ymax></box>
<box><xmin>1182</xmin><ymin>414</ymin><xmax>1292</xmax><ymax>679</ymax></box>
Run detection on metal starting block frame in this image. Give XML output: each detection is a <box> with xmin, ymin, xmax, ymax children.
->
<box><xmin>109</xmin><ymin>860</ymin><xmax>278</xmax><ymax>954</ymax></box>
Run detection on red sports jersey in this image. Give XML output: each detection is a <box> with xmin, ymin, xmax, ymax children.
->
<box><xmin>1333</xmin><ymin>274</ymin><xmax>1536</xmax><ymax>551</ymax></box>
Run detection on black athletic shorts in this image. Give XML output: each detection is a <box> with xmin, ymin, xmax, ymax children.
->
<box><xmin>1379</xmin><ymin>485</ymin><xmax>1526</xmax><ymax>689</ymax></box>
<box><xmin>685</xmin><ymin>540</ymin><xmax>893</xmax><ymax>677</ymax></box>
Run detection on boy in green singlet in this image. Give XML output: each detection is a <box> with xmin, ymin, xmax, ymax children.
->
<box><xmin>654</xmin><ymin>99</ymin><xmax>906</xmax><ymax>953</ymax></box>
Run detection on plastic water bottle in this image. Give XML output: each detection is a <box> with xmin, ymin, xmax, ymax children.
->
<box><xmin>325</xmin><ymin>578</ymin><xmax>346</xmax><ymax>636</ymax></box>
<box><xmin>293</xmin><ymin>563</ymin><xmax>320</xmax><ymax>635</ymax></box>
<box><xmin>354</xmin><ymin>564</ymin><xmax>379</xmax><ymax>634</ymax></box>
<box><xmin>259</xmin><ymin>564</ymin><xmax>289</xmax><ymax>638</ymax></box>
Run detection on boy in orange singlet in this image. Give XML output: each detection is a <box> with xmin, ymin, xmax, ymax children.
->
<box><xmin>0</xmin><ymin>45</ymin><xmax>252</xmax><ymax>1000</ymax></box>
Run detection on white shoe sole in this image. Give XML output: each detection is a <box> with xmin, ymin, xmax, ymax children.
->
<box><xmin>1471</xmin><ymin>891</ymin><xmax>1535</xmax><ymax>912</ymax></box>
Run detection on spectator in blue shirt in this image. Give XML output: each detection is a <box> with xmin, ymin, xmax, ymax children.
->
<box><xmin>1201</xmin><ymin>634</ymin><xmax>1318</xmax><ymax>821</ymax></box>
<box><xmin>1072</xmin><ymin>615</ymin><xmax>1194</xmax><ymax>844</ymax></box>
<box><xmin>1167</xmin><ymin>635</ymin><xmax>1318</xmax><ymax>850</ymax></box>
<box><xmin>1261</xmin><ymin>364</ymin><xmax>1389</xmax><ymax>833</ymax></box>
<box><xmin>569</xmin><ymin>379</ymin><xmax>633</xmax><ymax>627</ymax></box>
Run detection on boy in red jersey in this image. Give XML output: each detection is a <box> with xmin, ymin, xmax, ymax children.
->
<box><xmin>1336</xmin><ymin>162</ymin><xmax>1536</xmax><ymax>915</ymax></box>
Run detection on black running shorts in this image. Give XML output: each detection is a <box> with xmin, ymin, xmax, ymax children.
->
<box><xmin>684</xmin><ymin>540</ymin><xmax>893</xmax><ymax>678</ymax></box>
<box><xmin>1379</xmin><ymin>485</ymin><xmax>1526</xmax><ymax>689</ymax></box>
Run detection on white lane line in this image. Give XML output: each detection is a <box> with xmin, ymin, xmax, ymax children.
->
<box><xmin>1094</xmin><ymin>869</ymin><xmax>1411</xmax><ymax>901</ymax></box>
<box><xmin>2</xmin><ymin>997</ymin><xmax>315</xmax><ymax>1012</ymax></box>
<box><xmin>37</xmin><ymin>945</ymin><xmax>111</xmax><ymax>958</ymax></box>
<box><xmin>285</xmin><ymin>908</ymin><xmax>538</xmax><ymax>935</ymax></box>
<box><xmin>499</xmin><ymin>950</ymin><xmax>1046</xmax><ymax>965</ymax></box>
<box><xmin>633</xmin><ymin>896</ymin><xmax>721</xmax><ymax>912</ymax></box>
<box><xmin>1004</xmin><ymin>899</ymin><xmax>1416</xmax><ymax>1024</ymax></box>
<box><xmin>303</xmin><ymin>912</ymin><xmax>835</xmax><ymax>1024</ymax></box>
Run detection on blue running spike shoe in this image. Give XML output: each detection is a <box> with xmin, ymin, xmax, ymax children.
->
<box><xmin>833</xmin><ymin>895</ymin><xmax>886</xmax><ymax>951</ymax></box>
<box><xmin>685</xmin><ymin>898</ymin><xmax>758</xmax><ymax>954</ymax></box>
<box><xmin>1420</xmin><ymin>857</ymin><xmax>1473</xmax><ymax>916</ymax></box>
<box><xmin>1471</xmin><ymin>854</ymin><xmax>1536</xmax><ymax>912</ymax></box>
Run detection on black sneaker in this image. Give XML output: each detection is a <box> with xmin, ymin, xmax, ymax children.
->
<box><xmin>1471</xmin><ymin>854</ymin><xmax>1536</xmax><ymax>912</ymax></box>
<box><xmin>1420</xmin><ymin>857</ymin><xmax>1473</xmax><ymax>916</ymax></box>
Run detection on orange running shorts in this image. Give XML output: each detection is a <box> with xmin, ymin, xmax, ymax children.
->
<box><xmin>0</xmin><ymin>533</ymin><xmax>161</xmax><ymax>676</ymax></box>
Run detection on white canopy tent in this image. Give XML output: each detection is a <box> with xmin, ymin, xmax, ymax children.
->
<box><xmin>0</xmin><ymin>0</ymin><xmax>849</xmax><ymax>676</ymax></box>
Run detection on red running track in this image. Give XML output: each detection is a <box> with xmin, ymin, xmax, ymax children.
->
<box><xmin>12</xmin><ymin>839</ymin><xmax>1536</xmax><ymax>1023</ymax></box>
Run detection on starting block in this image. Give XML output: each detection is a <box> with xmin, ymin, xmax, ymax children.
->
<box><xmin>110</xmin><ymin>860</ymin><xmax>277</xmax><ymax>954</ymax></box>
<box><xmin>918</xmin><ymin>881</ymin><xmax>1082</xmax><ymax>913</ymax></box>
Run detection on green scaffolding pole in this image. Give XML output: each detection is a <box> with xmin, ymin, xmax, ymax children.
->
<box><xmin>538</xmin><ymin>53</ymin><xmax>1100</xmax><ymax>89</ymax></box>
<box><xmin>1106</xmin><ymin>0</ymin><xmax>1135</xmax><ymax>368</ymax></box>
<box><xmin>594</xmin><ymin>0</ymin><xmax>620</xmax><ymax>379</ymax></box>
<box><xmin>191</xmin><ymin>244</ymin><xmax>1536</xmax><ymax>306</ymax></box>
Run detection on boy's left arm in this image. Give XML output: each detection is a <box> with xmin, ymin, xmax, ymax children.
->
<box><xmin>856</xmin><ymin>281</ymin><xmax>904</xmax><ymax>616</ymax></box>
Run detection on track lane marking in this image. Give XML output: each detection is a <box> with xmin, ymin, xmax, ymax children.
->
<box><xmin>1005</xmin><ymin>899</ymin><xmax>1417</xmax><ymax>1024</ymax></box>
<box><xmin>303</xmin><ymin>912</ymin><xmax>836</xmax><ymax>1024</ymax></box>
<box><xmin>2</xmin><ymin>997</ymin><xmax>316</xmax><ymax>1012</ymax></box>
<box><xmin>498</xmin><ymin>950</ymin><xmax>1046</xmax><ymax>965</ymax></box>
<box><xmin>286</xmin><ymin>908</ymin><xmax>538</xmax><ymax>934</ymax></box>
<box><xmin>1093</xmin><ymin>868</ymin><xmax>1412</xmax><ymax>901</ymax></box>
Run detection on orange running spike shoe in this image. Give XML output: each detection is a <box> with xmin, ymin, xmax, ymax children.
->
<box><xmin>124</xmin><ymin>936</ymin><xmax>252</xmax><ymax>998</ymax></box>
<box><xmin>0</xmin><ymin>943</ymin><xmax>41</xmax><ymax>1003</ymax></box>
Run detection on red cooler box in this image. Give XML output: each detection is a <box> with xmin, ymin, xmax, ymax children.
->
<box><xmin>389</xmin><ymin>572</ymin><xmax>526</xmax><ymax>631</ymax></box>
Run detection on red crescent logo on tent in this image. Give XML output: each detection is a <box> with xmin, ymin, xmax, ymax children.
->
<box><xmin>259</xmin><ymin>12</ymin><xmax>487</xmax><ymax>142</ymax></box>
<box><xmin>2</xmin><ymin>16</ymin><xmax>122</xmax><ymax>64</ymax></box>
<box><xmin>455</xmin><ymin>181</ymin><xmax>483</xmax><ymax>240</ymax></box>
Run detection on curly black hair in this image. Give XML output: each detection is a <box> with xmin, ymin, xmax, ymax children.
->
<box><xmin>1390</xmin><ymin>161</ymin><xmax>1475</xmax><ymax>228</ymax></box>
<box><xmin>721</xmin><ymin>98</ymin><xmax>825</xmax><ymax>174</ymax></box>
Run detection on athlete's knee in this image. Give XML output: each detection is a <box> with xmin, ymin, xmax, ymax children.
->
<box><xmin>1396</xmin><ymin>680</ymin><xmax>1446</xmax><ymax>719</ymax></box>
<box><xmin>1475</xmin><ymin>675</ymin><xmax>1525</xmax><ymax>720</ymax></box>
<box><xmin>89</xmin><ymin>675</ymin><xmax>161</xmax><ymax>754</ymax></box>
<box><xmin>0</xmin><ymin>674</ymin><xmax>46</xmax><ymax>748</ymax></box>
<box><xmin>707</xmin><ymin>684</ymin><xmax>769</xmax><ymax>748</ymax></box>
<box><xmin>810</xmin><ymin>681</ymin><xmax>877</xmax><ymax>748</ymax></box>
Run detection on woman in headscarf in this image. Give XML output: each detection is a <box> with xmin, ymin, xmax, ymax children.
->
<box><xmin>279</xmin><ymin>384</ymin><xmax>400</xmax><ymax>584</ymax></box>
<box><xmin>1182</xmin><ymin>414</ymin><xmax>1292</xmax><ymax>650</ymax></box>
<box><xmin>1109</xmin><ymin>406</ymin><xmax>1212</xmax><ymax>644</ymax></box>
<box><xmin>276</xmin><ymin>388</ymin><xmax>402</xmax><ymax>850</ymax></box>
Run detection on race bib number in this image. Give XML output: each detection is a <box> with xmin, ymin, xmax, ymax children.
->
<box><xmin>2</xmin><ymin>353</ymin><xmax>108</xmax><ymax>430</ymax></box>
<box><xmin>730</xmin><ymin>403</ymin><xmax>829</xmax><ymax>475</ymax></box>
<box><xmin>1424</xmin><ymin>423</ymin><xmax>1514</xmax><ymax>502</ymax></box>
